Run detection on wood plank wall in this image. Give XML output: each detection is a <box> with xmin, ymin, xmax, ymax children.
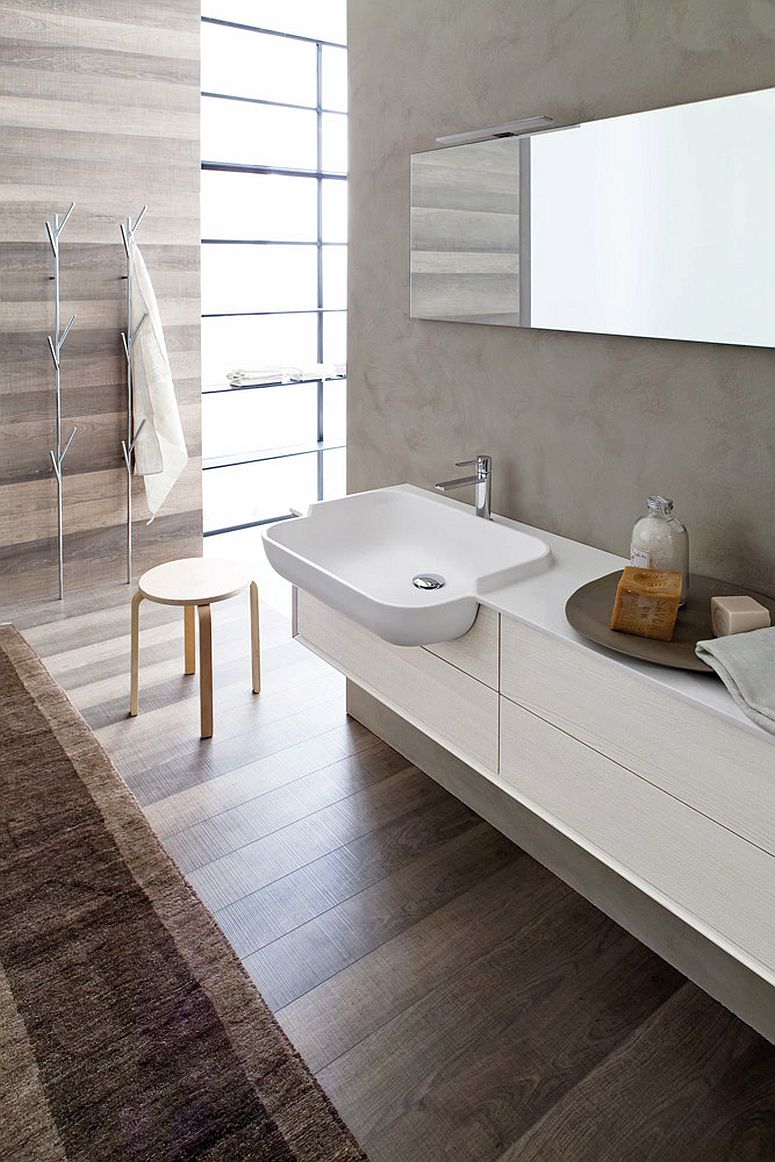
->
<box><xmin>0</xmin><ymin>0</ymin><xmax>202</xmax><ymax>603</ymax></box>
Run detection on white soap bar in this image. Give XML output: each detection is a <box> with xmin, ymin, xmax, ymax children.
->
<box><xmin>710</xmin><ymin>595</ymin><xmax>771</xmax><ymax>637</ymax></box>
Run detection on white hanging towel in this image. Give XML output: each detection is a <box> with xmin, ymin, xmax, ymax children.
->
<box><xmin>129</xmin><ymin>245</ymin><xmax>188</xmax><ymax>521</ymax></box>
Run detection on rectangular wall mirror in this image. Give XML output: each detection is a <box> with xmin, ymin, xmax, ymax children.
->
<box><xmin>410</xmin><ymin>87</ymin><xmax>775</xmax><ymax>348</ymax></box>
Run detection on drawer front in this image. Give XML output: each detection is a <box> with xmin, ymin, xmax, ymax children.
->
<box><xmin>297</xmin><ymin>591</ymin><xmax>498</xmax><ymax>772</ymax></box>
<box><xmin>501</xmin><ymin>617</ymin><xmax>775</xmax><ymax>856</ymax></box>
<box><xmin>500</xmin><ymin>695</ymin><xmax>775</xmax><ymax>978</ymax></box>
<box><xmin>424</xmin><ymin>605</ymin><xmax>499</xmax><ymax>688</ymax></box>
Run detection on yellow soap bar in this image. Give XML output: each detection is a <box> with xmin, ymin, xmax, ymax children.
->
<box><xmin>610</xmin><ymin>566</ymin><xmax>682</xmax><ymax>642</ymax></box>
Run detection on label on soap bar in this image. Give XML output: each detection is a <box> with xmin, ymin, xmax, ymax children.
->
<box><xmin>631</xmin><ymin>546</ymin><xmax>651</xmax><ymax>569</ymax></box>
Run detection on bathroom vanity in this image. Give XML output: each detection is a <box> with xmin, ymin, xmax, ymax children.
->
<box><xmin>271</xmin><ymin>486</ymin><xmax>775</xmax><ymax>1043</ymax></box>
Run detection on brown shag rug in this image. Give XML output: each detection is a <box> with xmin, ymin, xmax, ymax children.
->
<box><xmin>0</xmin><ymin>624</ymin><xmax>367</xmax><ymax>1162</ymax></box>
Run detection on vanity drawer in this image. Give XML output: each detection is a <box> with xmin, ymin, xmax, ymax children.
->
<box><xmin>424</xmin><ymin>605</ymin><xmax>499</xmax><ymax>688</ymax></box>
<box><xmin>500</xmin><ymin>617</ymin><xmax>775</xmax><ymax>856</ymax></box>
<box><xmin>296</xmin><ymin>591</ymin><xmax>498</xmax><ymax>772</ymax></box>
<box><xmin>500</xmin><ymin>695</ymin><xmax>775</xmax><ymax>978</ymax></box>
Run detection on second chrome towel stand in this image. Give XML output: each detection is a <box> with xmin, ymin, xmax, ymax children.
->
<box><xmin>120</xmin><ymin>205</ymin><xmax>148</xmax><ymax>584</ymax></box>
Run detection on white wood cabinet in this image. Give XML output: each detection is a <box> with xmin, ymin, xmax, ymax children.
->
<box><xmin>424</xmin><ymin>604</ymin><xmax>499</xmax><ymax>689</ymax></box>
<box><xmin>296</xmin><ymin>591</ymin><xmax>499</xmax><ymax>773</ymax></box>
<box><xmin>294</xmin><ymin>586</ymin><xmax>775</xmax><ymax>1039</ymax></box>
<box><xmin>499</xmin><ymin>696</ymin><xmax>775</xmax><ymax>978</ymax></box>
<box><xmin>501</xmin><ymin>617</ymin><xmax>775</xmax><ymax>857</ymax></box>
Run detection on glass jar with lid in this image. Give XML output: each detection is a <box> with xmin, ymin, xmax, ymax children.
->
<box><xmin>630</xmin><ymin>496</ymin><xmax>689</xmax><ymax>605</ymax></box>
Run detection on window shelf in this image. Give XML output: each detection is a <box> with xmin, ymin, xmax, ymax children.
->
<box><xmin>202</xmin><ymin>160</ymin><xmax>347</xmax><ymax>180</ymax></box>
<box><xmin>201</xmin><ymin>238</ymin><xmax>347</xmax><ymax>246</ymax></box>
<box><xmin>203</xmin><ymin>513</ymin><xmax>295</xmax><ymax>537</ymax></box>
<box><xmin>202</xmin><ymin>373</ymin><xmax>345</xmax><ymax>396</ymax></box>
<box><xmin>203</xmin><ymin>439</ymin><xmax>346</xmax><ymax>472</ymax></box>
<box><xmin>202</xmin><ymin>308</ymin><xmax>346</xmax><ymax>319</ymax></box>
<box><xmin>202</xmin><ymin>90</ymin><xmax>344</xmax><ymax>116</ymax></box>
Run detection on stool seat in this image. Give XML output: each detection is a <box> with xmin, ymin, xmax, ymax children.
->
<box><xmin>130</xmin><ymin>556</ymin><xmax>260</xmax><ymax>739</ymax></box>
<box><xmin>139</xmin><ymin>557</ymin><xmax>253</xmax><ymax>607</ymax></box>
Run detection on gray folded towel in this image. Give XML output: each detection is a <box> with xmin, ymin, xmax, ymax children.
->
<box><xmin>695</xmin><ymin>627</ymin><xmax>775</xmax><ymax>734</ymax></box>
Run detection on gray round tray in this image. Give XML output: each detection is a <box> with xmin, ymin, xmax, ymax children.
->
<box><xmin>565</xmin><ymin>571</ymin><xmax>775</xmax><ymax>672</ymax></box>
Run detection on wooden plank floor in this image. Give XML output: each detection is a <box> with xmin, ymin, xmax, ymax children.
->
<box><xmin>4</xmin><ymin>580</ymin><xmax>775</xmax><ymax>1160</ymax></box>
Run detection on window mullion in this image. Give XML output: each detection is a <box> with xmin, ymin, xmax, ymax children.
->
<box><xmin>316</xmin><ymin>41</ymin><xmax>325</xmax><ymax>503</ymax></box>
<box><xmin>201</xmin><ymin>160</ymin><xmax>346</xmax><ymax>180</ymax></box>
<box><xmin>202</xmin><ymin>15</ymin><xmax>346</xmax><ymax>50</ymax></box>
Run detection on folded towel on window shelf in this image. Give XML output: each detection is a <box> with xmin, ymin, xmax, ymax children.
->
<box><xmin>695</xmin><ymin>627</ymin><xmax>775</xmax><ymax>735</ymax></box>
<box><xmin>130</xmin><ymin>245</ymin><xmax>188</xmax><ymax>521</ymax></box>
<box><xmin>226</xmin><ymin>366</ymin><xmax>300</xmax><ymax>385</ymax></box>
<box><xmin>226</xmin><ymin>363</ymin><xmax>347</xmax><ymax>387</ymax></box>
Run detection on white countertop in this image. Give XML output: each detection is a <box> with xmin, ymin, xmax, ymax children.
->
<box><xmin>399</xmin><ymin>485</ymin><xmax>774</xmax><ymax>746</ymax></box>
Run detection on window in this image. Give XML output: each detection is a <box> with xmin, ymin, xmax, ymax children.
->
<box><xmin>200</xmin><ymin>5</ymin><xmax>347</xmax><ymax>536</ymax></box>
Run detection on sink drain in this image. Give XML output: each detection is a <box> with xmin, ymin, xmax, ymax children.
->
<box><xmin>412</xmin><ymin>573</ymin><xmax>446</xmax><ymax>591</ymax></box>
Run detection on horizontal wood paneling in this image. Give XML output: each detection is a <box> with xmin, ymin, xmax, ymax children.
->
<box><xmin>0</xmin><ymin>7</ymin><xmax>199</xmax><ymax>58</ymax></box>
<box><xmin>0</xmin><ymin>394</ymin><xmax>201</xmax><ymax>482</ymax></box>
<box><xmin>0</xmin><ymin>0</ymin><xmax>195</xmax><ymax>31</ymax></box>
<box><xmin>0</xmin><ymin>0</ymin><xmax>201</xmax><ymax>602</ymax></box>
<box><xmin>0</xmin><ymin>62</ymin><xmax>200</xmax><ymax>111</ymax></box>
<box><xmin>0</xmin><ymin>94</ymin><xmax>199</xmax><ymax>140</ymax></box>
<box><xmin>0</xmin><ymin>123</ymin><xmax>199</xmax><ymax>165</ymax></box>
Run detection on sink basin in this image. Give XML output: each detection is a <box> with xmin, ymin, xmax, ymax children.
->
<box><xmin>263</xmin><ymin>485</ymin><xmax>551</xmax><ymax>647</ymax></box>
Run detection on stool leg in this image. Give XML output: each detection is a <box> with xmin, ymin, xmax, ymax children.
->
<box><xmin>249</xmin><ymin>581</ymin><xmax>261</xmax><ymax>694</ymax></box>
<box><xmin>129</xmin><ymin>591</ymin><xmax>144</xmax><ymax>717</ymax></box>
<box><xmin>198</xmin><ymin>603</ymin><xmax>213</xmax><ymax>739</ymax></box>
<box><xmin>184</xmin><ymin>605</ymin><xmax>196</xmax><ymax>675</ymax></box>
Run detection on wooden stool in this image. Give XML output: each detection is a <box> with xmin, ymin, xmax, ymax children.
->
<box><xmin>130</xmin><ymin>557</ymin><xmax>260</xmax><ymax>738</ymax></box>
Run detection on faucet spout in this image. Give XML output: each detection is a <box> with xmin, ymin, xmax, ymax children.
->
<box><xmin>434</xmin><ymin>454</ymin><xmax>492</xmax><ymax>519</ymax></box>
<box><xmin>435</xmin><ymin>474</ymin><xmax>479</xmax><ymax>491</ymax></box>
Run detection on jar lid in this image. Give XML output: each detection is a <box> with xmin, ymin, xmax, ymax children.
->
<box><xmin>647</xmin><ymin>495</ymin><xmax>674</xmax><ymax>516</ymax></box>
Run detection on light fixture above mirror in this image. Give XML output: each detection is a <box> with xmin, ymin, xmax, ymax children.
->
<box><xmin>435</xmin><ymin>115</ymin><xmax>555</xmax><ymax>146</ymax></box>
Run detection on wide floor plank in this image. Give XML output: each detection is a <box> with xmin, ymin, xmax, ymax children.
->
<box><xmin>316</xmin><ymin>890</ymin><xmax>682</xmax><ymax>1159</ymax></box>
<box><xmin>242</xmin><ymin>799</ymin><xmax>494</xmax><ymax>1009</ymax></box>
<box><xmin>503</xmin><ymin>984</ymin><xmax>775</xmax><ymax>1162</ymax></box>
<box><xmin>187</xmin><ymin>764</ymin><xmax>454</xmax><ymax>911</ymax></box>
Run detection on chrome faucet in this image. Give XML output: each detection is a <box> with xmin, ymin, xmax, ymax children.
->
<box><xmin>435</xmin><ymin>454</ymin><xmax>492</xmax><ymax>519</ymax></box>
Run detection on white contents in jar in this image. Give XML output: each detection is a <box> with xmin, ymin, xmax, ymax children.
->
<box><xmin>630</xmin><ymin>521</ymin><xmax>683</xmax><ymax>571</ymax></box>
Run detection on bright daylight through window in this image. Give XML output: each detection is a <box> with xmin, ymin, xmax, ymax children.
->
<box><xmin>200</xmin><ymin>1</ymin><xmax>348</xmax><ymax>545</ymax></box>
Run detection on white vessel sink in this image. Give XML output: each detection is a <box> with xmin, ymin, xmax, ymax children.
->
<box><xmin>262</xmin><ymin>484</ymin><xmax>551</xmax><ymax>646</ymax></box>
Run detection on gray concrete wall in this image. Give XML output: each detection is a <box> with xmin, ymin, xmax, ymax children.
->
<box><xmin>347</xmin><ymin>0</ymin><xmax>775</xmax><ymax>591</ymax></box>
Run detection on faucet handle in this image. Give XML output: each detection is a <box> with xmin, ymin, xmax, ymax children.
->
<box><xmin>455</xmin><ymin>454</ymin><xmax>491</xmax><ymax>472</ymax></box>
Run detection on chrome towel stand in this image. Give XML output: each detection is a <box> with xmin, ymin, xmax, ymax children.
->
<box><xmin>119</xmin><ymin>206</ymin><xmax>148</xmax><ymax>583</ymax></box>
<box><xmin>46</xmin><ymin>202</ymin><xmax>78</xmax><ymax>601</ymax></box>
